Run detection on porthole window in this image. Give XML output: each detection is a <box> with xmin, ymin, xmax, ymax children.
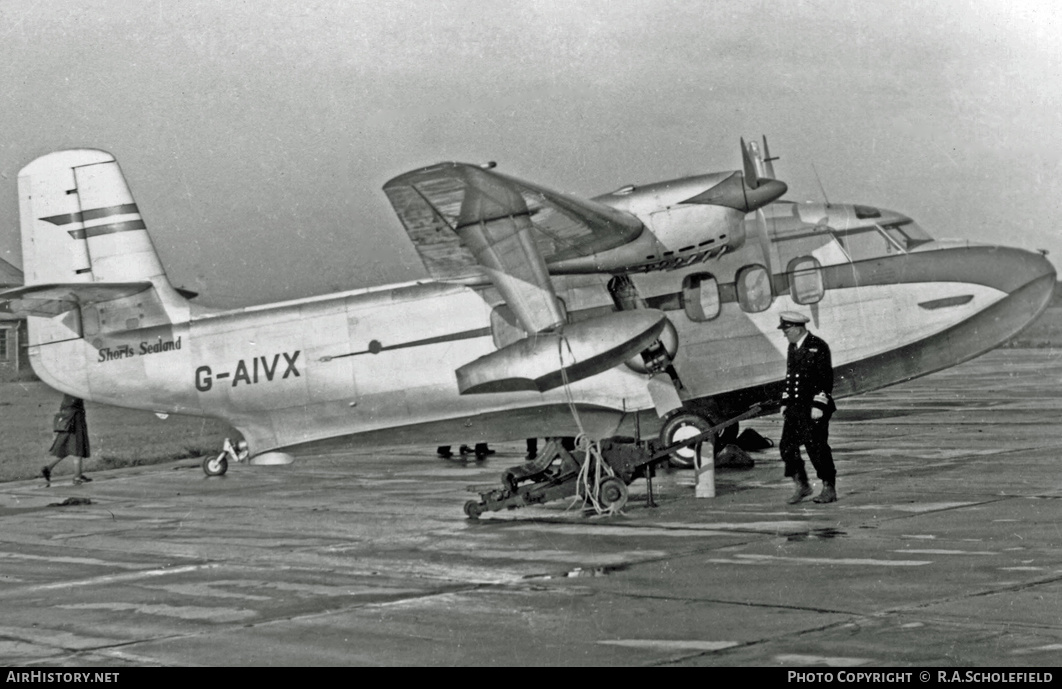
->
<box><xmin>682</xmin><ymin>273</ymin><xmax>720</xmax><ymax>322</ymax></box>
<box><xmin>736</xmin><ymin>264</ymin><xmax>772</xmax><ymax>313</ymax></box>
<box><xmin>788</xmin><ymin>256</ymin><xmax>824</xmax><ymax>305</ymax></box>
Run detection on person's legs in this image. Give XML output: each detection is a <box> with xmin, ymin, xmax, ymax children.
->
<box><xmin>780</xmin><ymin>415</ymin><xmax>813</xmax><ymax>503</ymax></box>
<box><xmin>42</xmin><ymin>456</ymin><xmax>65</xmax><ymax>484</ymax></box>
<box><xmin>72</xmin><ymin>457</ymin><xmax>92</xmax><ymax>484</ymax></box>
<box><xmin>806</xmin><ymin>423</ymin><xmax>836</xmax><ymax>503</ymax></box>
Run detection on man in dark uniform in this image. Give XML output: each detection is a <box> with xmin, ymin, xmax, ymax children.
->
<box><xmin>778</xmin><ymin>312</ymin><xmax>838</xmax><ymax>504</ymax></box>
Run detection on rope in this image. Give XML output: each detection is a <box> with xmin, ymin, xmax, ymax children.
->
<box><xmin>557</xmin><ymin>334</ymin><xmax>621</xmax><ymax>516</ymax></box>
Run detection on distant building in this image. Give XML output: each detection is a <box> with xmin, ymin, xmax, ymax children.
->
<box><xmin>0</xmin><ymin>258</ymin><xmax>27</xmax><ymax>381</ymax></box>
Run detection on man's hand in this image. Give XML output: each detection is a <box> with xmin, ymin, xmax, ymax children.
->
<box><xmin>811</xmin><ymin>407</ymin><xmax>823</xmax><ymax>420</ymax></box>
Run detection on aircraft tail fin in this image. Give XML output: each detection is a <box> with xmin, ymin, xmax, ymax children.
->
<box><xmin>11</xmin><ymin>149</ymin><xmax>189</xmax><ymax>345</ymax></box>
<box><xmin>741</xmin><ymin>136</ymin><xmax>780</xmax><ymax>184</ymax></box>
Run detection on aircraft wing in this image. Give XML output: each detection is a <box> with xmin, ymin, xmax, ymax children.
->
<box><xmin>383</xmin><ymin>163</ymin><xmax>644</xmax><ymax>280</ymax></box>
<box><xmin>384</xmin><ymin>163</ymin><xmax>644</xmax><ymax>334</ymax></box>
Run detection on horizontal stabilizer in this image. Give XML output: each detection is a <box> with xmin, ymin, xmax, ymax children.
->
<box><xmin>0</xmin><ymin>282</ymin><xmax>152</xmax><ymax>318</ymax></box>
<box><xmin>456</xmin><ymin>309</ymin><xmax>667</xmax><ymax>394</ymax></box>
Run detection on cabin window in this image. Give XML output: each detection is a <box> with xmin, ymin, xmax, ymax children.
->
<box><xmin>736</xmin><ymin>265</ymin><xmax>772</xmax><ymax>313</ymax></box>
<box><xmin>682</xmin><ymin>273</ymin><xmax>720</xmax><ymax>321</ymax></box>
<box><xmin>0</xmin><ymin>329</ymin><xmax>8</xmax><ymax>360</ymax></box>
<box><xmin>788</xmin><ymin>256</ymin><xmax>824</xmax><ymax>305</ymax></box>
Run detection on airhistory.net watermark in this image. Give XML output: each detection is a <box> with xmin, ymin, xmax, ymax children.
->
<box><xmin>6</xmin><ymin>672</ymin><xmax>119</xmax><ymax>683</ymax></box>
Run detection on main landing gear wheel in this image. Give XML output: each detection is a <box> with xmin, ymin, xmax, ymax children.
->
<box><xmin>659</xmin><ymin>411</ymin><xmax>716</xmax><ymax>469</ymax></box>
<box><xmin>597</xmin><ymin>476</ymin><xmax>629</xmax><ymax>511</ymax></box>
<box><xmin>202</xmin><ymin>454</ymin><xmax>228</xmax><ymax>477</ymax></box>
<box><xmin>464</xmin><ymin>500</ymin><xmax>484</xmax><ymax>520</ymax></box>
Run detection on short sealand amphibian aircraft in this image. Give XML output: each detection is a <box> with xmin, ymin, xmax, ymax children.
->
<box><xmin>1</xmin><ymin>139</ymin><xmax>1054</xmax><ymax>511</ymax></box>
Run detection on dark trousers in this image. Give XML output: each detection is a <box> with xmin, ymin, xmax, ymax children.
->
<box><xmin>780</xmin><ymin>408</ymin><xmax>836</xmax><ymax>484</ymax></box>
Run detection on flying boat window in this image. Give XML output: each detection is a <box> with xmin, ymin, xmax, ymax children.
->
<box><xmin>880</xmin><ymin>220</ymin><xmax>933</xmax><ymax>251</ymax></box>
<box><xmin>832</xmin><ymin>226</ymin><xmax>904</xmax><ymax>262</ymax></box>
<box><xmin>788</xmin><ymin>256</ymin><xmax>824</xmax><ymax>305</ymax></box>
<box><xmin>736</xmin><ymin>264</ymin><xmax>772</xmax><ymax>313</ymax></box>
<box><xmin>682</xmin><ymin>273</ymin><xmax>720</xmax><ymax>322</ymax></box>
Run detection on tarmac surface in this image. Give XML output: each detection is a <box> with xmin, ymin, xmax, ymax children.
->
<box><xmin>0</xmin><ymin>349</ymin><xmax>1060</xmax><ymax>667</ymax></box>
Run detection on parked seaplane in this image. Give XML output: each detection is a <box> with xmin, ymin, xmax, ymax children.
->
<box><xmin>1</xmin><ymin>139</ymin><xmax>1054</xmax><ymax>514</ymax></box>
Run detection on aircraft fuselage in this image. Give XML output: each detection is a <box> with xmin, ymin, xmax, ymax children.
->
<box><xmin>29</xmin><ymin>198</ymin><xmax>1056</xmax><ymax>458</ymax></box>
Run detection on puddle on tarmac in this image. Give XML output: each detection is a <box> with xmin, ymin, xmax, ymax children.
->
<box><xmin>786</xmin><ymin>527</ymin><xmax>847</xmax><ymax>542</ymax></box>
<box><xmin>524</xmin><ymin>564</ymin><xmax>630</xmax><ymax>580</ymax></box>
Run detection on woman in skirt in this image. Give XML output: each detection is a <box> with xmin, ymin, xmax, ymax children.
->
<box><xmin>42</xmin><ymin>395</ymin><xmax>91</xmax><ymax>486</ymax></box>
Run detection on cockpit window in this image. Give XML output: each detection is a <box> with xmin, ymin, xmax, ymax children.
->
<box><xmin>880</xmin><ymin>220</ymin><xmax>933</xmax><ymax>251</ymax></box>
<box><xmin>832</xmin><ymin>226</ymin><xmax>905</xmax><ymax>261</ymax></box>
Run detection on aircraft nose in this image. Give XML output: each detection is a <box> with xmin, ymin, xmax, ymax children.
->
<box><xmin>948</xmin><ymin>245</ymin><xmax>1056</xmax><ymax>296</ymax></box>
<box><xmin>1009</xmin><ymin>248</ymin><xmax>1056</xmax><ymax>315</ymax></box>
<box><xmin>998</xmin><ymin>247</ymin><xmax>1056</xmax><ymax>297</ymax></box>
<box><xmin>972</xmin><ymin>246</ymin><xmax>1056</xmax><ymax>340</ymax></box>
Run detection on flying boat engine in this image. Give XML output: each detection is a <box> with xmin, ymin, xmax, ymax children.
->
<box><xmin>548</xmin><ymin>139</ymin><xmax>786</xmax><ymax>275</ymax></box>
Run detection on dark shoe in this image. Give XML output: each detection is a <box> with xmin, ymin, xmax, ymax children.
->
<box><xmin>813</xmin><ymin>484</ymin><xmax>837</xmax><ymax>504</ymax></box>
<box><xmin>525</xmin><ymin>453</ymin><xmax>537</xmax><ymax>460</ymax></box>
<box><xmin>41</xmin><ymin>466</ymin><xmax>51</xmax><ymax>484</ymax></box>
<box><xmin>459</xmin><ymin>445</ymin><xmax>473</xmax><ymax>455</ymax></box>
<box><xmin>437</xmin><ymin>448</ymin><xmax>453</xmax><ymax>459</ymax></box>
<box><xmin>787</xmin><ymin>479</ymin><xmax>813</xmax><ymax>504</ymax></box>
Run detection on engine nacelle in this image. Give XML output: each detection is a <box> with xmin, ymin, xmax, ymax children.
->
<box><xmin>548</xmin><ymin>170</ymin><xmax>785</xmax><ymax>275</ymax></box>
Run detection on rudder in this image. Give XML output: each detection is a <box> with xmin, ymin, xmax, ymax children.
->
<box><xmin>19</xmin><ymin>149</ymin><xmax>168</xmax><ymax>285</ymax></box>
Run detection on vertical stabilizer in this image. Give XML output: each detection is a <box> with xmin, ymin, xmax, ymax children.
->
<box><xmin>19</xmin><ymin>149</ymin><xmax>167</xmax><ymax>285</ymax></box>
<box><xmin>15</xmin><ymin>150</ymin><xmax>189</xmax><ymax>349</ymax></box>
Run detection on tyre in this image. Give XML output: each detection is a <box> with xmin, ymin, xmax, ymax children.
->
<box><xmin>202</xmin><ymin>453</ymin><xmax>228</xmax><ymax>477</ymax></box>
<box><xmin>464</xmin><ymin>500</ymin><xmax>484</xmax><ymax>519</ymax></box>
<box><xmin>659</xmin><ymin>411</ymin><xmax>715</xmax><ymax>469</ymax></box>
<box><xmin>597</xmin><ymin>476</ymin><xmax>629</xmax><ymax>511</ymax></box>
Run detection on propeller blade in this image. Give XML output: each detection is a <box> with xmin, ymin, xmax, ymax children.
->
<box><xmin>740</xmin><ymin>137</ymin><xmax>761</xmax><ymax>189</ymax></box>
<box><xmin>751</xmin><ymin>208</ymin><xmax>774</xmax><ymax>277</ymax></box>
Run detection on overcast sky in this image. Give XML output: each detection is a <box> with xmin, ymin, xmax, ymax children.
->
<box><xmin>1</xmin><ymin>0</ymin><xmax>1059</xmax><ymax>306</ymax></box>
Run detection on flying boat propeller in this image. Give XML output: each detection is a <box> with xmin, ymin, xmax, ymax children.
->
<box><xmin>740</xmin><ymin>137</ymin><xmax>783</xmax><ymax>278</ymax></box>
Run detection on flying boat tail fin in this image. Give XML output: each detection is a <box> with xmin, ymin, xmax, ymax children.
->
<box><xmin>742</xmin><ymin>136</ymin><xmax>780</xmax><ymax>182</ymax></box>
<box><xmin>7</xmin><ymin>149</ymin><xmax>190</xmax><ymax>346</ymax></box>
